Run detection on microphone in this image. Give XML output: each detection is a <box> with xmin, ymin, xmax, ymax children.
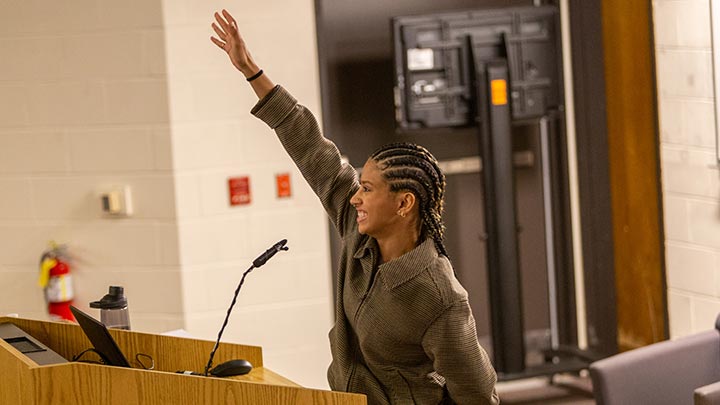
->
<box><xmin>252</xmin><ymin>239</ymin><xmax>289</xmax><ymax>268</ymax></box>
<box><xmin>201</xmin><ymin>239</ymin><xmax>290</xmax><ymax>377</ymax></box>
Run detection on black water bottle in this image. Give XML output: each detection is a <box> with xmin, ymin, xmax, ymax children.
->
<box><xmin>90</xmin><ymin>286</ymin><xmax>131</xmax><ymax>330</ymax></box>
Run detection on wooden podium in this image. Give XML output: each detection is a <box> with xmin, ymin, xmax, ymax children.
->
<box><xmin>0</xmin><ymin>316</ymin><xmax>366</xmax><ymax>404</ymax></box>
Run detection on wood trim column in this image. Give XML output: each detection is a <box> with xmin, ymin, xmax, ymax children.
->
<box><xmin>601</xmin><ymin>0</ymin><xmax>667</xmax><ymax>350</ymax></box>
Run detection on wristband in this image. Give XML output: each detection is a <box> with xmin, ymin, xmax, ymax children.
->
<box><xmin>246</xmin><ymin>69</ymin><xmax>263</xmax><ymax>82</ymax></box>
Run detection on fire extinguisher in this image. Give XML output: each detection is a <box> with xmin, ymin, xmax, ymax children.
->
<box><xmin>38</xmin><ymin>243</ymin><xmax>75</xmax><ymax>322</ymax></box>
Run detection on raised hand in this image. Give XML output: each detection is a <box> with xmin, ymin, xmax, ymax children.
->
<box><xmin>210</xmin><ymin>9</ymin><xmax>274</xmax><ymax>99</ymax></box>
<box><xmin>210</xmin><ymin>9</ymin><xmax>258</xmax><ymax>77</ymax></box>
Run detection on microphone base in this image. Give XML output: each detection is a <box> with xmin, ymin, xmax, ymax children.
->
<box><xmin>209</xmin><ymin>359</ymin><xmax>253</xmax><ymax>377</ymax></box>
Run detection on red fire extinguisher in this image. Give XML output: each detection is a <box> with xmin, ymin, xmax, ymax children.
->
<box><xmin>38</xmin><ymin>243</ymin><xmax>75</xmax><ymax>322</ymax></box>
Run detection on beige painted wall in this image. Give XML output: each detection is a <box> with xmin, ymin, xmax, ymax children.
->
<box><xmin>0</xmin><ymin>0</ymin><xmax>333</xmax><ymax>389</ymax></box>
<box><xmin>161</xmin><ymin>0</ymin><xmax>333</xmax><ymax>389</ymax></box>
<box><xmin>0</xmin><ymin>0</ymin><xmax>180</xmax><ymax>329</ymax></box>
<box><xmin>653</xmin><ymin>0</ymin><xmax>720</xmax><ymax>337</ymax></box>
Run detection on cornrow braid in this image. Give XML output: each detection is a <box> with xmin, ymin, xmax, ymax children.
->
<box><xmin>372</xmin><ymin>145</ymin><xmax>445</xmax><ymax>213</ymax></box>
<box><xmin>370</xmin><ymin>142</ymin><xmax>449</xmax><ymax>258</ymax></box>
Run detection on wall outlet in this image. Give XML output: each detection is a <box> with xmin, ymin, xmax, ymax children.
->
<box><xmin>100</xmin><ymin>186</ymin><xmax>133</xmax><ymax>217</ymax></box>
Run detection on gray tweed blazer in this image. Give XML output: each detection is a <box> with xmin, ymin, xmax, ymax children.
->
<box><xmin>252</xmin><ymin>85</ymin><xmax>499</xmax><ymax>405</ymax></box>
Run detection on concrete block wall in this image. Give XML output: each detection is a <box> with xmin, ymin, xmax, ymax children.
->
<box><xmin>653</xmin><ymin>0</ymin><xmax>720</xmax><ymax>337</ymax></box>
<box><xmin>0</xmin><ymin>0</ymin><xmax>333</xmax><ymax>389</ymax></box>
<box><xmin>0</xmin><ymin>0</ymin><xmax>182</xmax><ymax>332</ymax></box>
<box><xmin>161</xmin><ymin>0</ymin><xmax>333</xmax><ymax>389</ymax></box>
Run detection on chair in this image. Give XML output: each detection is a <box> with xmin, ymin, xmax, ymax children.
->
<box><xmin>695</xmin><ymin>381</ymin><xmax>720</xmax><ymax>405</ymax></box>
<box><xmin>589</xmin><ymin>313</ymin><xmax>720</xmax><ymax>405</ymax></box>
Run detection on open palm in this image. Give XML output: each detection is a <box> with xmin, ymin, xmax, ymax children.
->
<box><xmin>210</xmin><ymin>10</ymin><xmax>256</xmax><ymax>76</ymax></box>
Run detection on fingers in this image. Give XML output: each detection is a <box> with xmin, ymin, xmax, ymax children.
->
<box><xmin>222</xmin><ymin>9</ymin><xmax>237</xmax><ymax>27</ymax></box>
<box><xmin>210</xmin><ymin>36</ymin><xmax>226</xmax><ymax>50</ymax></box>
<box><xmin>211</xmin><ymin>22</ymin><xmax>227</xmax><ymax>41</ymax></box>
<box><xmin>214</xmin><ymin>11</ymin><xmax>232</xmax><ymax>34</ymax></box>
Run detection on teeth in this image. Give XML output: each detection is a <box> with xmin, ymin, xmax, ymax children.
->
<box><xmin>357</xmin><ymin>211</ymin><xmax>368</xmax><ymax>221</ymax></box>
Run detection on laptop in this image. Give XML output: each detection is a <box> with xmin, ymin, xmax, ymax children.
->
<box><xmin>69</xmin><ymin>306</ymin><xmax>131</xmax><ymax>367</ymax></box>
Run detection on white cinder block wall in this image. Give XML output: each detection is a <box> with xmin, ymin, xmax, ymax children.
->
<box><xmin>161</xmin><ymin>0</ymin><xmax>333</xmax><ymax>389</ymax></box>
<box><xmin>0</xmin><ymin>1</ymin><xmax>182</xmax><ymax>331</ymax></box>
<box><xmin>0</xmin><ymin>0</ymin><xmax>333</xmax><ymax>389</ymax></box>
<box><xmin>653</xmin><ymin>0</ymin><xmax>720</xmax><ymax>337</ymax></box>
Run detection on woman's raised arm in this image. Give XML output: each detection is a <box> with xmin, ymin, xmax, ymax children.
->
<box><xmin>210</xmin><ymin>9</ymin><xmax>274</xmax><ymax>99</ymax></box>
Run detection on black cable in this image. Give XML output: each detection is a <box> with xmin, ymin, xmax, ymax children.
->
<box><xmin>72</xmin><ymin>347</ymin><xmax>105</xmax><ymax>364</ymax></box>
<box><xmin>203</xmin><ymin>264</ymin><xmax>255</xmax><ymax>376</ymax></box>
<box><xmin>135</xmin><ymin>353</ymin><xmax>155</xmax><ymax>370</ymax></box>
<box><xmin>73</xmin><ymin>348</ymin><xmax>155</xmax><ymax>370</ymax></box>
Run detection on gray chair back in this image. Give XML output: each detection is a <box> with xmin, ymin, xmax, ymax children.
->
<box><xmin>590</xmin><ymin>314</ymin><xmax>720</xmax><ymax>405</ymax></box>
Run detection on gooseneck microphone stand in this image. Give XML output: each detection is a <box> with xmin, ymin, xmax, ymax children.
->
<box><xmin>203</xmin><ymin>239</ymin><xmax>289</xmax><ymax>376</ymax></box>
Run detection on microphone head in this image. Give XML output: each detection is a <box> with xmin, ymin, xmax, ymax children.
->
<box><xmin>253</xmin><ymin>239</ymin><xmax>289</xmax><ymax>268</ymax></box>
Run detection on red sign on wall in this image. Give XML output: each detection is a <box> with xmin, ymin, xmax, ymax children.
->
<box><xmin>228</xmin><ymin>176</ymin><xmax>251</xmax><ymax>206</ymax></box>
<box><xmin>276</xmin><ymin>173</ymin><xmax>291</xmax><ymax>198</ymax></box>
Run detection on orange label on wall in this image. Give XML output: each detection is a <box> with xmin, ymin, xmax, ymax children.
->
<box><xmin>490</xmin><ymin>79</ymin><xmax>508</xmax><ymax>105</ymax></box>
<box><xmin>276</xmin><ymin>173</ymin><xmax>291</xmax><ymax>198</ymax></box>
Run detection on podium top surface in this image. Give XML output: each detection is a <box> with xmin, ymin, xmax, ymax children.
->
<box><xmin>0</xmin><ymin>316</ymin><xmax>367</xmax><ymax>404</ymax></box>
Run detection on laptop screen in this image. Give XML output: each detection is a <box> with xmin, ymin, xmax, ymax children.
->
<box><xmin>69</xmin><ymin>306</ymin><xmax>131</xmax><ymax>367</ymax></box>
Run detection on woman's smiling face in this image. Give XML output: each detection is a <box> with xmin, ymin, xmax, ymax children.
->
<box><xmin>350</xmin><ymin>160</ymin><xmax>403</xmax><ymax>238</ymax></box>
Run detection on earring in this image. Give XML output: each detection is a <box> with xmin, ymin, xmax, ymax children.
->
<box><xmin>398</xmin><ymin>210</ymin><xmax>406</xmax><ymax>218</ymax></box>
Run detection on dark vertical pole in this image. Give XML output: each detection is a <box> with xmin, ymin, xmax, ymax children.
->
<box><xmin>547</xmin><ymin>111</ymin><xmax>578</xmax><ymax>348</ymax></box>
<box><xmin>471</xmin><ymin>44</ymin><xmax>525</xmax><ymax>373</ymax></box>
<box><xmin>568</xmin><ymin>0</ymin><xmax>618</xmax><ymax>356</ymax></box>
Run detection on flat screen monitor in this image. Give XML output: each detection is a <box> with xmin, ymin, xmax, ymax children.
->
<box><xmin>70</xmin><ymin>306</ymin><xmax>131</xmax><ymax>367</ymax></box>
<box><xmin>392</xmin><ymin>5</ymin><xmax>562</xmax><ymax>129</ymax></box>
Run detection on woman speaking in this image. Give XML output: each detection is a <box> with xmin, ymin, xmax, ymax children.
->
<box><xmin>210</xmin><ymin>9</ymin><xmax>499</xmax><ymax>405</ymax></box>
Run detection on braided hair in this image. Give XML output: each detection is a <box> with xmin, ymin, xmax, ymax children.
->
<box><xmin>370</xmin><ymin>142</ymin><xmax>449</xmax><ymax>258</ymax></box>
